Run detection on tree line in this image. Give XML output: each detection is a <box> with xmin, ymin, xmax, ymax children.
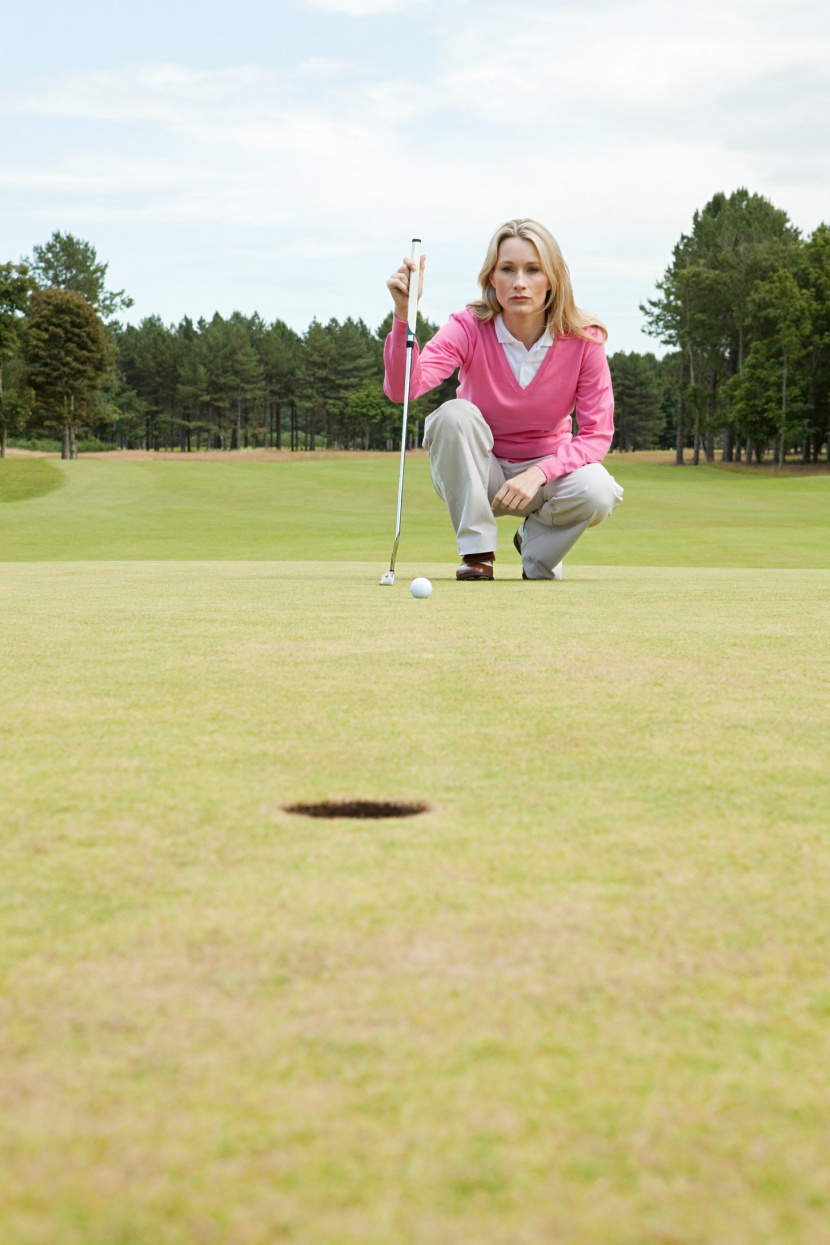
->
<box><xmin>0</xmin><ymin>233</ymin><xmax>459</xmax><ymax>459</ymax></box>
<box><xmin>1</xmin><ymin>190</ymin><xmax>828</xmax><ymax>464</ymax></box>
<box><xmin>641</xmin><ymin>188</ymin><xmax>830</xmax><ymax>466</ymax></box>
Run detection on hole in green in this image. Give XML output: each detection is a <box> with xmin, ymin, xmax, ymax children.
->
<box><xmin>283</xmin><ymin>799</ymin><xmax>429</xmax><ymax>820</ymax></box>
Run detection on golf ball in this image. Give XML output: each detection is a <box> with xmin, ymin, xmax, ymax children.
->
<box><xmin>410</xmin><ymin>577</ymin><xmax>433</xmax><ymax>599</ymax></box>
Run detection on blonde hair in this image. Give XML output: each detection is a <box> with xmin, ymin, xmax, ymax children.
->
<box><xmin>469</xmin><ymin>218</ymin><xmax>607</xmax><ymax>341</ymax></box>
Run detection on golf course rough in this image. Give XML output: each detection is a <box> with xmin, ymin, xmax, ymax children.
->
<box><xmin>1</xmin><ymin>452</ymin><xmax>829</xmax><ymax>1245</ymax></box>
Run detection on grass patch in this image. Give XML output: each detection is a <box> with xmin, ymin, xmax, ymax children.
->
<box><xmin>1</xmin><ymin>560</ymin><xmax>829</xmax><ymax>1243</ymax></box>
<box><xmin>1</xmin><ymin>456</ymin><xmax>828</xmax><ymax>1242</ymax></box>
<box><xmin>0</xmin><ymin>452</ymin><xmax>827</xmax><ymax>566</ymax></box>
<box><xmin>0</xmin><ymin>458</ymin><xmax>66</xmax><ymax>504</ymax></box>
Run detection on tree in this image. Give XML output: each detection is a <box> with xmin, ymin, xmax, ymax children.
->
<box><xmin>117</xmin><ymin>317</ymin><xmax>179</xmax><ymax>449</ymax></box>
<box><xmin>641</xmin><ymin>222</ymin><xmax>729</xmax><ymax>463</ymax></box>
<box><xmin>96</xmin><ymin>367</ymin><xmax>147</xmax><ymax>450</ymax></box>
<box><xmin>730</xmin><ymin>269</ymin><xmax>812</xmax><ymax>467</ymax></box>
<box><xmin>225</xmin><ymin>315</ymin><xmax>266</xmax><ymax>448</ymax></box>
<box><xmin>248</xmin><ymin>316</ymin><xmax>300</xmax><ymax>448</ymax></box>
<box><xmin>644</xmin><ymin>351</ymin><xmax>683</xmax><ymax>450</ymax></box>
<box><xmin>198</xmin><ymin>314</ymin><xmax>265</xmax><ymax>450</ymax></box>
<box><xmin>297</xmin><ymin>319</ymin><xmax>338</xmax><ymax>450</ymax></box>
<box><xmin>322</xmin><ymin>319</ymin><xmax>381</xmax><ymax>448</ymax></box>
<box><xmin>173</xmin><ymin>317</ymin><xmax>208</xmax><ymax>451</ymax></box>
<box><xmin>339</xmin><ymin>379</ymin><xmax>397</xmax><ymax>449</ymax></box>
<box><xmin>0</xmin><ymin>263</ymin><xmax>34</xmax><ymax>457</ymax></box>
<box><xmin>799</xmin><ymin>225</ymin><xmax>830</xmax><ymax>461</ymax></box>
<box><xmin>28</xmin><ymin>231</ymin><xmax>133</xmax><ymax>320</ymax></box>
<box><xmin>642</xmin><ymin>189</ymin><xmax>802</xmax><ymax>463</ymax></box>
<box><xmin>23</xmin><ymin>289</ymin><xmax>111</xmax><ymax>458</ymax></box>
<box><xmin>607</xmin><ymin>352</ymin><xmax>664</xmax><ymax>450</ymax></box>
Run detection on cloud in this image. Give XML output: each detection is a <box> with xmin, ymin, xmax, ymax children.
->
<box><xmin>2</xmin><ymin>63</ymin><xmax>290</xmax><ymax>126</ymax></box>
<box><xmin>427</xmin><ymin>0</ymin><xmax>830</xmax><ymax>148</ymax></box>
<box><xmin>6</xmin><ymin>0</ymin><xmax>827</xmax><ymax>161</ymax></box>
<box><xmin>718</xmin><ymin>64</ymin><xmax>830</xmax><ymax>154</ymax></box>
<box><xmin>2</xmin><ymin>0</ymin><xmax>828</xmax><ymax>347</ymax></box>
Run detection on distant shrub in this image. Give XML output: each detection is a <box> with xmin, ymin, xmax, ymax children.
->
<box><xmin>8</xmin><ymin>437</ymin><xmax>62</xmax><ymax>452</ymax></box>
<box><xmin>78</xmin><ymin>437</ymin><xmax>115</xmax><ymax>453</ymax></box>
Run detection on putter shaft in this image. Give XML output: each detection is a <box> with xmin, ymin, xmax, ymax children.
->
<box><xmin>380</xmin><ymin>238</ymin><xmax>421</xmax><ymax>585</ymax></box>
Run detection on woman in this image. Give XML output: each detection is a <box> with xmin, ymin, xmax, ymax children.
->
<box><xmin>384</xmin><ymin>218</ymin><xmax>623</xmax><ymax>581</ymax></box>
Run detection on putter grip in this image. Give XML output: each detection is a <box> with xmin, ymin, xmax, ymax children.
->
<box><xmin>407</xmin><ymin>238</ymin><xmax>421</xmax><ymax>336</ymax></box>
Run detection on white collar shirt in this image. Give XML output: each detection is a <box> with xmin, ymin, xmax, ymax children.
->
<box><xmin>494</xmin><ymin>314</ymin><xmax>554</xmax><ymax>388</ymax></box>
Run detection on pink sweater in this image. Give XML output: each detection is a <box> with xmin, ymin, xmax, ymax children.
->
<box><xmin>383</xmin><ymin>307</ymin><xmax>614</xmax><ymax>483</ymax></box>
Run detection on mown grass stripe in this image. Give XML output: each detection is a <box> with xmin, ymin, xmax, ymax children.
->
<box><xmin>0</xmin><ymin>458</ymin><xmax>66</xmax><ymax>503</ymax></box>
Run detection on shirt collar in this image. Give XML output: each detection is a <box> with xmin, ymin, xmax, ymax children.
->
<box><xmin>494</xmin><ymin>313</ymin><xmax>553</xmax><ymax>352</ymax></box>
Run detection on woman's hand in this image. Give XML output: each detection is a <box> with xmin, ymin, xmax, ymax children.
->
<box><xmin>386</xmin><ymin>254</ymin><xmax>425</xmax><ymax>322</ymax></box>
<box><xmin>492</xmin><ymin>465</ymin><xmax>547</xmax><ymax>512</ymax></box>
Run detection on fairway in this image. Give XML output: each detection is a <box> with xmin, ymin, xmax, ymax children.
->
<box><xmin>2</xmin><ymin>457</ymin><xmax>830</xmax><ymax>1244</ymax></box>
<box><xmin>2</xmin><ymin>451</ymin><xmax>829</xmax><ymax>567</ymax></box>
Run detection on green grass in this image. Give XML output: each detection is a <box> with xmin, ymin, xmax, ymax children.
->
<box><xmin>0</xmin><ymin>458</ymin><xmax>66</xmax><ymax>504</ymax></box>
<box><xmin>1</xmin><ymin>456</ymin><xmax>829</xmax><ymax>1244</ymax></box>
<box><xmin>1</xmin><ymin>452</ymin><xmax>828</xmax><ymax>565</ymax></box>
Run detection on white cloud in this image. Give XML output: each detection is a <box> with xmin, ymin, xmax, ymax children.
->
<box><xmin>2</xmin><ymin>0</ymin><xmax>828</xmax><ymax>348</ymax></box>
<box><xmin>2</xmin><ymin>64</ymin><xmax>289</xmax><ymax>126</ymax></box>
<box><xmin>427</xmin><ymin>1</ymin><xmax>830</xmax><ymax>144</ymax></box>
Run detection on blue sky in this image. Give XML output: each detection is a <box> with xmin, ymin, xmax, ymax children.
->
<box><xmin>2</xmin><ymin>0</ymin><xmax>828</xmax><ymax>352</ymax></box>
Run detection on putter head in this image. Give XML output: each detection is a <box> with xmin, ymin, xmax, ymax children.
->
<box><xmin>379</xmin><ymin>570</ymin><xmax>395</xmax><ymax>586</ymax></box>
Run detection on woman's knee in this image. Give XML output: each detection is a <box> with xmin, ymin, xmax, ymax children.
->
<box><xmin>544</xmin><ymin>464</ymin><xmax>623</xmax><ymax>527</ymax></box>
<box><xmin>581</xmin><ymin>464</ymin><xmax>624</xmax><ymax>525</ymax></box>
<box><xmin>423</xmin><ymin>399</ymin><xmax>484</xmax><ymax>446</ymax></box>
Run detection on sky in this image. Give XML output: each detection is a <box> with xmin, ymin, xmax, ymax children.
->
<box><xmin>2</xmin><ymin>0</ymin><xmax>828</xmax><ymax>353</ymax></box>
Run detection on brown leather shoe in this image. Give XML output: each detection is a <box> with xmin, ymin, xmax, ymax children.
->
<box><xmin>456</xmin><ymin>552</ymin><xmax>495</xmax><ymax>581</ymax></box>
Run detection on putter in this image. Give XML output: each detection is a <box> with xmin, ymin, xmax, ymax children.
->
<box><xmin>379</xmin><ymin>237</ymin><xmax>421</xmax><ymax>586</ymax></box>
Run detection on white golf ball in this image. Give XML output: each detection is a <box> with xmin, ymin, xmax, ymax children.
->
<box><xmin>410</xmin><ymin>577</ymin><xmax>433</xmax><ymax>599</ymax></box>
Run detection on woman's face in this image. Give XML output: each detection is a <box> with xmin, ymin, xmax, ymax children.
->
<box><xmin>489</xmin><ymin>237</ymin><xmax>550</xmax><ymax>322</ymax></box>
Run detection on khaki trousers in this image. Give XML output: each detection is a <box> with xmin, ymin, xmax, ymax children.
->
<box><xmin>423</xmin><ymin>399</ymin><xmax>624</xmax><ymax>580</ymax></box>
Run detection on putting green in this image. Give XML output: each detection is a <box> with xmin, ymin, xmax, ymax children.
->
<box><xmin>2</xmin><ymin>558</ymin><xmax>829</xmax><ymax>1244</ymax></box>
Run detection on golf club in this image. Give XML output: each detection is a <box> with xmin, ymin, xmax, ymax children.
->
<box><xmin>379</xmin><ymin>237</ymin><xmax>421</xmax><ymax>586</ymax></box>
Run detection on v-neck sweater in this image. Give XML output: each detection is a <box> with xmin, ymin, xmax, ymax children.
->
<box><xmin>383</xmin><ymin>307</ymin><xmax>614</xmax><ymax>483</ymax></box>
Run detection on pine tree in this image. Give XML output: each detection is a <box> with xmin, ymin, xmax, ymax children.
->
<box><xmin>117</xmin><ymin>317</ymin><xmax>179</xmax><ymax>449</ymax></box>
<box><xmin>250</xmin><ymin>318</ymin><xmax>300</xmax><ymax>448</ymax></box>
<box><xmin>28</xmin><ymin>232</ymin><xmax>133</xmax><ymax>320</ymax></box>
<box><xmin>608</xmin><ymin>352</ymin><xmax>664</xmax><ymax>450</ymax></box>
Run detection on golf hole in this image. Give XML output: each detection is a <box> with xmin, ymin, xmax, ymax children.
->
<box><xmin>283</xmin><ymin>799</ymin><xmax>429</xmax><ymax>820</ymax></box>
